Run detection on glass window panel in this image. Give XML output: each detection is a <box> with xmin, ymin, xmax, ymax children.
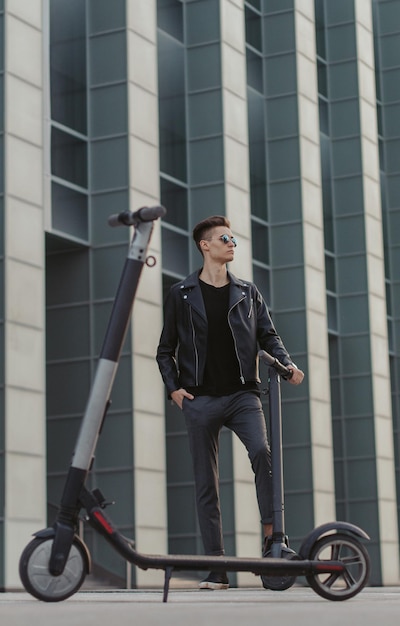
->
<box><xmin>91</xmin><ymin>189</ymin><xmax>130</xmax><ymax>245</ymax></box>
<box><xmin>328</xmin><ymin>61</ymin><xmax>358</xmax><ymax>100</ymax></box>
<box><xmin>267</xmin><ymin>95</ymin><xmax>298</xmax><ymax>139</ymax></box>
<box><xmin>273</xmin><ymin>267</ymin><xmax>305</xmax><ymax>309</ymax></box>
<box><xmin>252</xmin><ymin>264</ymin><xmax>270</xmax><ymax>307</ymax></box>
<box><xmin>188</xmin><ymin>89</ymin><xmax>222</xmax><ymax>139</ymax></box>
<box><xmin>325</xmin><ymin>254</ymin><xmax>336</xmax><ymax>292</ymax></box>
<box><xmin>383</xmin><ymin>103</ymin><xmax>400</xmax><ymax>137</ymax></box>
<box><xmin>335</xmin><ymin>215</ymin><xmax>365</xmax><ymax>254</ymax></box>
<box><xmin>317</xmin><ymin>60</ymin><xmax>328</xmax><ymax>97</ymax></box>
<box><xmin>190</xmin><ymin>185</ymin><xmax>225</xmax><ymax>225</ymax></box>
<box><xmin>52</xmin><ymin>182</ymin><xmax>88</xmax><ymax>241</ymax></box>
<box><xmin>325</xmin><ymin>0</ymin><xmax>355</xmax><ymax>24</ymax></box>
<box><xmin>264</xmin><ymin>13</ymin><xmax>295</xmax><ymax>55</ymax></box>
<box><xmin>327</xmin><ymin>23</ymin><xmax>356</xmax><ymax>62</ymax></box>
<box><xmin>330</xmin><ymin>99</ymin><xmax>360</xmax><ymax>138</ymax></box>
<box><xmin>328</xmin><ymin>334</ymin><xmax>339</xmax><ymax>375</ymax></box>
<box><xmin>157</xmin><ymin>0</ymin><xmax>183</xmax><ymax>41</ymax></box>
<box><xmin>45</xmin><ymin>244</ymin><xmax>89</xmax><ymax>306</ymax></box>
<box><xmin>262</xmin><ymin>0</ymin><xmax>293</xmax><ymax>12</ymax></box>
<box><xmin>162</xmin><ymin>227</ymin><xmax>189</xmax><ymax>275</ymax></box>
<box><xmin>330</xmin><ymin>377</ymin><xmax>341</xmax><ymax>416</ymax></box>
<box><xmin>267</xmin><ymin>137</ymin><xmax>300</xmax><ymax>181</ymax></box>
<box><xmin>160</xmin><ymin>178</ymin><xmax>188</xmax><ymax>229</ymax></box>
<box><xmin>377</xmin><ymin>0</ymin><xmax>400</xmax><ymax>35</ymax></box>
<box><xmin>271</xmin><ymin>223</ymin><xmax>303</xmax><ymax>266</ymax></box>
<box><xmin>51</xmin><ymin>127</ymin><xmax>87</xmax><ymax>188</ymax></box>
<box><xmin>268</xmin><ymin>180</ymin><xmax>302</xmax><ymax>223</ymax></box>
<box><xmin>46</xmin><ymin>360</ymin><xmax>90</xmax><ymax>415</ymax></box>
<box><xmin>247</xmin><ymin>0</ymin><xmax>261</xmax><ymax>10</ymax></box>
<box><xmin>338</xmin><ymin>294</ymin><xmax>369</xmax><ymax>334</ymax></box>
<box><xmin>382</xmin><ymin>68</ymin><xmax>400</xmax><ymax>103</ymax></box>
<box><xmin>252</xmin><ymin>220</ymin><xmax>269</xmax><ymax>264</ymax></box>
<box><xmin>333</xmin><ymin>176</ymin><xmax>364</xmax><ymax>215</ymax></box>
<box><xmin>96</xmin><ymin>413</ymin><xmax>133</xmax><ymax>467</ymax></box>
<box><xmin>158</xmin><ymin>31</ymin><xmax>187</xmax><ymax>182</ymax></box>
<box><xmin>90</xmin><ymin>84</ymin><xmax>127</xmax><ymax>138</ymax></box>
<box><xmin>189</xmin><ymin>137</ymin><xmax>224</xmax><ymax>185</ymax></box>
<box><xmin>50</xmin><ymin>0</ymin><xmax>86</xmax><ymax>133</ymax></box>
<box><xmin>347</xmin><ymin>459</ymin><xmax>377</xmax><ymax>499</ymax></box>
<box><xmin>248</xmin><ymin>90</ymin><xmax>267</xmax><ymax>219</ymax></box>
<box><xmin>89</xmin><ymin>31</ymin><xmax>127</xmax><ymax>86</ymax></box>
<box><xmin>340</xmin><ymin>335</ymin><xmax>371</xmax><ymax>375</ymax></box>
<box><xmin>327</xmin><ymin>294</ymin><xmax>337</xmax><ymax>331</ymax></box>
<box><xmin>88</xmin><ymin>0</ymin><xmax>126</xmax><ymax>34</ymax></box>
<box><xmin>91</xmin><ymin>245</ymin><xmax>127</xmax><ymax>300</ymax></box>
<box><xmin>246</xmin><ymin>48</ymin><xmax>263</xmax><ymax>92</ymax></box>
<box><xmin>186</xmin><ymin>0</ymin><xmax>220</xmax><ymax>45</ymax></box>
<box><xmin>46</xmin><ymin>305</ymin><xmax>90</xmax><ymax>360</ymax></box>
<box><xmin>168</xmin><ymin>486</ymin><xmax>197</xmax><ymax>535</ymax></box>
<box><xmin>187</xmin><ymin>44</ymin><xmax>221</xmax><ymax>91</ymax></box>
<box><xmin>337</xmin><ymin>255</ymin><xmax>367</xmax><ymax>293</ymax></box>
<box><xmin>91</xmin><ymin>136</ymin><xmax>129</xmax><ymax>191</ymax></box>
<box><xmin>385</xmin><ymin>138</ymin><xmax>400</xmax><ymax>174</ymax></box>
<box><xmin>315</xmin><ymin>0</ymin><xmax>326</xmax><ymax>59</ymax></box>
<box><xmin>386</xmin><ymin>174</ymin><xmax>400</xmax><ymax>208</ymax></box>
<box><xmin>380</xmin><ymin>33</ymin><xmax>400</xmax><ymax>69</ymax></box>
<box><xmin>245</xmin><ymin>5</ymin><xmax>262</xmax><ymax>51</ymax></box>
<box><xmin>319</xmin><ymin>98</ymin><xmax>329</xmax><ymax>135</ymax></box>
<box><xmin>331</xmin><ymin>137</ymin><xmax>362</xmax><ymax>177</ymax></box>
<box><xmin>265</xmin><ymin>54</ymin><xmax>297</xmax><ymax>96</ymax></box>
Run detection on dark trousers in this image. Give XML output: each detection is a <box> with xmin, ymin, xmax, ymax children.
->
<box><xmin>182</xmin><ymin>391</ymin><xmax>272</xmax><ymax>556</ymax></box>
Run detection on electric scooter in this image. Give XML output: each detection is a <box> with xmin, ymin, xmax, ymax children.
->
<box><xmin>19</xmin><ymin>205</ymin><xmax>371</xmax><ymax>603</ymax></box>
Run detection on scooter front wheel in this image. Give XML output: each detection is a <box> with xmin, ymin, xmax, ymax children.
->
<box><xmin>19</xmin><ymin>536</ymin><xmax>88</xmax><ymax>602</ymax></box>
<box><xmin>306</xmin><ymin>533</ymin><xmax>370</xmax><ymax>601</ymax></box>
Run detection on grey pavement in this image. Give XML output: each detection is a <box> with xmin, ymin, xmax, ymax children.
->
<box><xmin>1</xmin><ymin>586</ymin><xmax>400</xmax><ymax>626</ymax></box>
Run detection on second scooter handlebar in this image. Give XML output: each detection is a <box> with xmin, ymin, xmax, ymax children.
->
<box><xmin>258</xmin><ymin>350</ymin><xmax>293</xmax><ymax>380</ymax></box>
<box><xmin>108</xmin><ymin>205</ymin><xmax>166</xmax><ymax>227</ymax></box>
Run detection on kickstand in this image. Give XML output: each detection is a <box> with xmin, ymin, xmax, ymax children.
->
<box><xmin>163</xmin><ymin>566</ymin><xmax>173</xmax><ymax>603</ymax></box>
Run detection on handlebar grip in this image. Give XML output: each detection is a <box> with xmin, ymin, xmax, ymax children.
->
<box><xmin>108</xmin><ymin>205</ymin><xmax>166</xmax><ymax>227</ymax></box>
<box><xmin>258</xmin><ymin>350</ymin><xmax>293</xmax><ymax>379</ymax></box>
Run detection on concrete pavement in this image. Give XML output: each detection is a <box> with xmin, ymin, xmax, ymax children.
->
<box><xmin>1</xmin><ymin>586</ymin><xmax>400</xmax><ymax>626</ymax></box>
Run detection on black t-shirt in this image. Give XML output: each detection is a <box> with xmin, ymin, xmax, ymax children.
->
<box><xmin>186</xmin><ymin>280</ymin><xmax>257</xmax><ymax>396</ymax></box>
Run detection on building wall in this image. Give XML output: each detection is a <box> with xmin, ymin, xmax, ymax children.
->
<box><xmin>0</xmin><ymin>0</ymin><xmax>400</xmax><ymax>590</ymax></box>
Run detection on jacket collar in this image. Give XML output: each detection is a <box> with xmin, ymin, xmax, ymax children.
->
<box><xmin>179</xmin><ymin>270</ymin><xmax>250</xmax><ymax>319</ymax></box>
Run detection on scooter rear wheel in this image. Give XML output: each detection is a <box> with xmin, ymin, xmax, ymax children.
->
<box><xmin>306</xmin><ymin>533</ymin><xmax>370</xmax><ymax>601</ymax></box>
<box><xmin>19</xmin><ymin>536</ymin><xmax>88</xmax><ymax>602</ymax></box>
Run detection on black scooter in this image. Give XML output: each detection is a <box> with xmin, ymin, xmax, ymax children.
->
<box><xmin>19</xmin><ymin>206</ymin><xmax>370</xmax><ymax>603</ymax></box>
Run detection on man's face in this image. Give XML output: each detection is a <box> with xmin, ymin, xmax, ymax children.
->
<box><xmin>201</xmin><ymin>226</ymin><xmax>237</xmax><ymax>263</ymax></box>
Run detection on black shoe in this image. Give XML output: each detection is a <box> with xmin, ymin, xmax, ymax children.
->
<box><xmin>263</xmin><ymin>535</ymin><xmax>273</xmax><ymax>557</ymax></box>
<box><xmin>199</xmin><ymin>571</ymin><xmax>229</xmax><ymax>590</ymax></box>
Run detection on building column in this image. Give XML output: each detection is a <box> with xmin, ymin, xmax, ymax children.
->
<box><xmin>220</xmin><ymin>0</ymin><xmax>261</xmax><ymax>582</ymax></box>
<box><xmin>294</xmin><ymin>1</ymin><xmax>336</xmax><ymax>526</ymax></box>
<box><xmin>3</xmin><ymin>1</ymin><xmax>46</xmax><ymax>588</ymax></box>
<box><xmin>354</xmin><ymin>0</ymin><xmax>399</xmax><ymax>585</ymax></box>
<box><xmin>126</xmin><ymin>0</ymin><xmax>167</xmax><ymax>587</ymax></box>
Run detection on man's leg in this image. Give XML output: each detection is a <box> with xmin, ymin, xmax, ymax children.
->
<box><xmin>225</xmin><ymin>391</ymin><xmax>273</xmax><ymax>544</ymax></box>
<box><xmin>183</xmin><ymin>395</ymin><xmax>225</xmax><ymax>556</ymax></box>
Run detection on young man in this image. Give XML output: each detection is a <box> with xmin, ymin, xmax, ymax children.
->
<box><xmin>156</xmin><ymin>215</ymin><xmax>304</xmax><ymax>590</ymax></box>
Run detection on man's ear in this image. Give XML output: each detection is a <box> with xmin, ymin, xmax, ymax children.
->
<box><xmin>200</xmin><ymin>239</ymin><xmax>209</xmax><ymax>254</ymax></box>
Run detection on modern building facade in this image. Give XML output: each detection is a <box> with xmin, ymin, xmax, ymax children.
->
<box><xmin>0</xmin><ymin>0</ymin><xmax>399</xmax><ymax>589</ymax></box>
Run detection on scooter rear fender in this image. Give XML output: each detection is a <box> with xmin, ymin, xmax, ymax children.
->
<box><xmin>298</xmin><ymin>521</ymin><xmax>370</xmax><ymax>559</ymax></box>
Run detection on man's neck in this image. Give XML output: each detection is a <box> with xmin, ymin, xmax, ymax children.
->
<box><xmin>199</xmin><ymin>263</ymin><xmax>229</xmax><ymax>288</ymax></box>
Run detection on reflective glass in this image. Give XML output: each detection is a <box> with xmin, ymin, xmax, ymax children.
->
<box><xmin>50</xmin><ymin>0</ymin><xmax>87</xmax><ymax>134</ymax></box>
<box><xmin>51</xmin><ymin>127</ymin><xmax>87</xmax><ymax>188</ymax></box>
<box><xmin>158</xmin><ymin>31</ymin><xmax>187</xmax><ymax>182</ymax></box>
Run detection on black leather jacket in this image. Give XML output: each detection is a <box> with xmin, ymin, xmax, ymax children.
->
<box><xmin>156</xmin><ymin>270</ymin><xmax>293</xmax><ymax>396</ymax></box>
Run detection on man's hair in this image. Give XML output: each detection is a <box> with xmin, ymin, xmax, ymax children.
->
<box><xmin>192</xmin><ymin>215</ymin><xmax>231</xmax><ymax>255</ymax></box>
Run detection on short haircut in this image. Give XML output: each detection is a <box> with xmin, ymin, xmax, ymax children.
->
<box><xmin>192</xmin><ymin>215</ymin><xmax>231</xmax><ymax>255</ymax></box>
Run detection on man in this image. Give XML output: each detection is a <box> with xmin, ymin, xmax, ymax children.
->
<box><xmin>156</xmin><ymin>215</ymin><xmax>304</xmax><ymax>590</ymax></box>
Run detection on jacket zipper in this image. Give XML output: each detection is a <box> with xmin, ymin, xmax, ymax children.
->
<box><xmin>248</xmin><ymin>297</ymin><xmax>254</xmax><ymax>318</ymax></box>
<box><xmin>189</xmin><ymin>306</ymin><xmax>199</xmax><ymax>386</ymax></box>
<box><xmin>228</xmin><ymin>296</ymin><xmax>246</xmax><ymax>384</ymax></box>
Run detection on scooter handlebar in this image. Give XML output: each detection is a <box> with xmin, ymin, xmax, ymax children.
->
<box><xmin>108</xmin><ymin>205</ymin><xmax>167</xmax><ymax>227</ymax></box>
<box><xmin>258</xmin><ymin>350</ymin><xmax>293</xmax><ymax>379</ymax></box>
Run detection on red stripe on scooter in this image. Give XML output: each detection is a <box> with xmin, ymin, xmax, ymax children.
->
<box><xmin>93</xmin><ymin>510</ymin><xmax>114</xmax><ymax>534</ymax></box>
<box><xmin>315</xmin><ymin>563</ymin><xmax>344</xmax><ymax>571</ymax></box>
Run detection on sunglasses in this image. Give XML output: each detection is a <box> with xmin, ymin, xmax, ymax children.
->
<box><xmin>218</xmin><ymin>234</ymin><xmax>238</xmax><ymax>247</ymax></box>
